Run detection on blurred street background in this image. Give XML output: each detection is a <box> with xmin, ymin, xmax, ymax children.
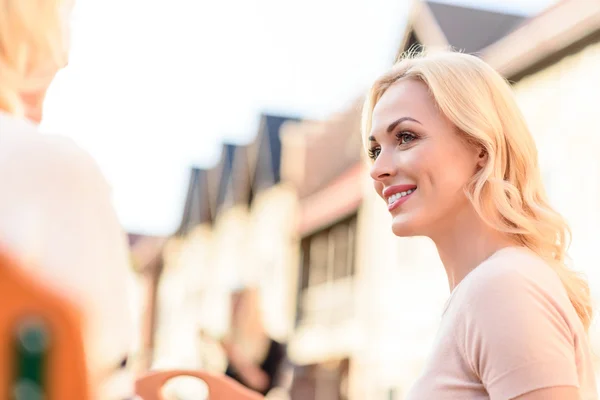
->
<box><xmin>40</xmin><ymin>0</ymin><xmax>600</xmax><ymax>398</ymax></box>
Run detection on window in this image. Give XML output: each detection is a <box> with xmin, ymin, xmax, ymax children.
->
<box><xmin>300</xmin><ymin>215</ymin><xmax>356</xmax><ymax>289</ymax></box>
<box><xmin>333</xmin><ymin>218</ymin><xmax>356</xmax><ymax>280</ymax></box>
<box><xmin>297</xmin><ymin>215</ymin><xmax>357</xmax><ymax>325</ymax></box>
<box><xmin>309</xmin><ymin>230</ymin><xmax>330</xmax><ymax>286</ymax></box>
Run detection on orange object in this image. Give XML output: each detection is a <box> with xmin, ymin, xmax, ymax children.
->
<box><xmin>136</xmin><ymin>370</ymin><xmax>203</xmax><ymax>400</ymax></box>
<box><xmin>136</xmin><ymin>369</ymin><xmax>264</xmax><ymax>400</ymax></box>
<box><xmin>0</xmin><ymin>250</ymin><xmax>90</xmax><ymax>400</ymax></box>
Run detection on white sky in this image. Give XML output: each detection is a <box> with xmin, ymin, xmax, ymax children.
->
<box><xmin>42</xmin><ymin>0</ymin><xmax>555</xmax><ymax>236</ymax></box>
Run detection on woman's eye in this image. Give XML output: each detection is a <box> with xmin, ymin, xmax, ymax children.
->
<box><xmin>398</xmin><ymin>132</ymin><xmax>416</xmax><ymax>145</ymax></box>
<box><xmin>368</xmin><ymin>147</ymin><xmax>381</xmax><ymax>160</ymax></box>
<box><xmin>368</xmin><ymin>132</ymin><xmax>415</xmax><ymax>160</ymax></box>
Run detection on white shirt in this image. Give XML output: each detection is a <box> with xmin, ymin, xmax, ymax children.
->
<box><xmin>0</xmin><ymin>111</ymin><xmax>136</xmax><ymax>399</ymax></box>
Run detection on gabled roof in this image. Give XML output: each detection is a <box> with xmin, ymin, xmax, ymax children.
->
<box><xmin>231</xmin><ymin>145</ymin><xmax>254</xmax><ymax>206</ymax></box>
<box><xmin>178</xmin><ymin>114</ymin><xmax>299</xmax><ymax>226</ymax></box>
<box><xmin>214</xmin><ymin>143</ymin><xmax>237</xmax><ymax>215</ymax></box>
<box><xmin>215</xmin><ymin>143</ymin><xmax>255</xmax><ymax>211</ymax></box>
<box><xmin>176</xmin><ymin>167</ymin><xmax>215</xmax><ymax>235</ymax></box>
<box><xmin>481</xmin><ymin>0</ymin><xmax>600</xmax><ymax>81</ymax></box>
<box><xmin>249</xmin><ymin>113</ymin><xmax>300</xmax><ymax>193</ymax></box>
<box><xmin>397</xmin><ymin>0</ymin><xmax>525</xmax><ymax>56</ymax></box>
<box><xmin>213</xmin><ymin>114</ymin><xmax>299</xmax><ymax>215</ymax></box>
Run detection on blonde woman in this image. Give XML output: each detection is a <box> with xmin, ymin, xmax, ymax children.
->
<box><xmin>363</xmin><ymin>50</ymin><xmax>598</xmax><ymax>399</ymax></box>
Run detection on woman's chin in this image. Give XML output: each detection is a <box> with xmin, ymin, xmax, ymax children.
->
<box><xmin>391</xmin><ymin>221</ymin><xmax>415</xmax><ymax>237</ymax></box>
<box><xmin>390</xmin><ymin>212</ymin><xmax>424</xmax><ymax>237</ymax></box>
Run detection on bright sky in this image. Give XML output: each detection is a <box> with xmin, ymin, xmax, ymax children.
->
<box><xmin>42</xmin><ymin>0</ymin><xmax>555</xmax><ymax>236</ymax></box>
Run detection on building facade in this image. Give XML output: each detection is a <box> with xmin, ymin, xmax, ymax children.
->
<box><xmin>151</xmin><ymin>114</ymin><xmax>301</xmax><ymax>387</ymax></box>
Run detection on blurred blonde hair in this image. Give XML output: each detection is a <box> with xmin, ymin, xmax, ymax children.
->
<box><xmin>362</xmin><ymin>49</ymin><xmax>593</xmax><ymax>331</ymax></box>
<box><xmin>0</xmin><ymin>0</ymin><xmax>69</xmax><ymax>115</ymax></box>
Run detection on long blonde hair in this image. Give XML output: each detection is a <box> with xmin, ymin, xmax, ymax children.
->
<box><xmin>362</xmin><ymin>49</ymin><xmax>593</xmax><ymax>331</ymax></box>
<box><xmin>0</xmin><ymin>0</ymin><xmax>69</xmax><ymax>115</ymax></box>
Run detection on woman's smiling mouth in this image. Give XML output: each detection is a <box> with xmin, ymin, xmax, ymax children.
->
<box><xmin>384</xmin><ymin>185</ymin><xmax>417</xmax><ymax>212</ymax></box>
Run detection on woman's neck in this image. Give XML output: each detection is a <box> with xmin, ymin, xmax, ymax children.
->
<box><xmin>20</xmin><ymin>91</ymin><xmax>46</xmax><ymax>124</ymax></box>
<box><xmin>430</xmin><ymin>204</ymin><xmax>516</xmax><ymax>292</ymax></box>
<box><xmin>0</xmin><ymin>93</ymin><xmax>43</xmax><ymax>124</ymax></box>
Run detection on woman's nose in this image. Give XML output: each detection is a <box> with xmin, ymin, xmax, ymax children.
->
<box><xmin>369</xmin><ymin>151</ymin><xmax>396</xmax><ymax>182</ymax></box>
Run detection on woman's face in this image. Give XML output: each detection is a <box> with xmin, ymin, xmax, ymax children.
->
<box><xmin>367</xmin><ymin>79</ymin><xmax>483</xmax><ymax>238</ymax></box>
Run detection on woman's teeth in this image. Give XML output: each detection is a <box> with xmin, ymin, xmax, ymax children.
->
<box><xmin>387</xmin><ymin>188</ymin><xmax>416</xmax><ymax>205</ymax></box>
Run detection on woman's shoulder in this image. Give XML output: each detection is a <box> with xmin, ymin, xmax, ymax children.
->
<box><xmin>454</xmin><ymin>247</ymin><xmax>570</xmax><ymax>311</ymax></box>
<box><xmin>450</xmin><ymin>248</ymin><xmax>593</xmax><ymax>400</ymax></box>
<box><xmin>0</xmin><ymin>115</ymin><xmax>90</xmax><ymax>163</ymax></box>
<box><xmin>467</xmin><ymin>246</ymin><xmax>560</xmax><ymax>286</ymax></box>
<box><xmin>0</xmin><ymin>113</ymin><xmax>108</xmax><ymax>190</ymax></box>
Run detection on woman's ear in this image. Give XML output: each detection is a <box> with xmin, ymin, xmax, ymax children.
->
<box><xmin>477</xmin><ymin>147</ymin><xmax>488</xmax><ymax>167</ymax></box>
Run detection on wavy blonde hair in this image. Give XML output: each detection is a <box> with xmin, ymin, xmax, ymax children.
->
<box><xmin>362</xmin><ymin>49</ymin><xmax>593</xmax><ymax>331</ymax></box>
<box><xmin>0</xmin><ymin>0</ymin><xmax>69</xmax><ymax>115</ymax></box>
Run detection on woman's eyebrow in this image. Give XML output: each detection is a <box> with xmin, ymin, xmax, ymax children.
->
<box><xmin>369</xmin><ymin>116</ymin><xmax>422</xmax><ymax>141</ymax></box>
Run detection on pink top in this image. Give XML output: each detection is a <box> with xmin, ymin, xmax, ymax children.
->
<box><xmin>406</xmin><ymin>247</ymin><xmax>598</xmax><ymax>399</ymax></box>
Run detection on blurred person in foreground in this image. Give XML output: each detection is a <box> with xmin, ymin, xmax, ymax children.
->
<box><xmin>0</xmin><ymin>0</ymin><xmax>135</xmax><ymax>397</ymax></box>
<box><xmin>362</xmin><ymin>49</ymin><xmax>597</xmax><ymax>399</ymax></box>
<box><xmin>0</xmin><ymin>0</ymin><xmax>262</xmax><ymax>398</ymax></box>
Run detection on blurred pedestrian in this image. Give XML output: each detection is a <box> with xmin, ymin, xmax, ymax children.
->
<box><xmin>220</xmin><ymin>287</ymin><xmax>286</xmax><ymax>397</ymax></box>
